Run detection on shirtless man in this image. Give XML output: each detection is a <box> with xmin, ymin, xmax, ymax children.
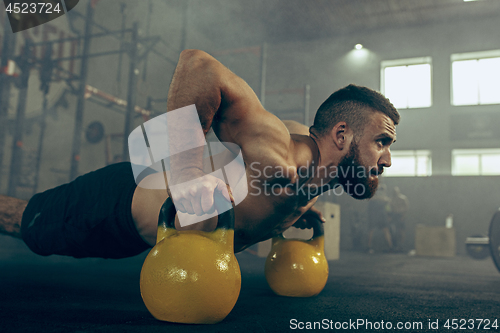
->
<box><xmin>0</xmin><ymin>49</ymin><xmax>399</xmax><ymax>258</ymax></box>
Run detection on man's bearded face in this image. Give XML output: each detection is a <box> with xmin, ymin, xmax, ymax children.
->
<box><xmin>337</xmin><ymin>140</ymin><xmax>380</xmax><ymax>199</ymax></box>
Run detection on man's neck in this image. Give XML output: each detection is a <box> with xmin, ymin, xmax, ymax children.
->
<box><xmin>294</xmin><ymin>135</ymin><xmax>340</xmax><ymax>195</ymax></box>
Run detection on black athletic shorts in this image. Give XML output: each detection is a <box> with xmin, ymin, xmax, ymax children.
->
<box><xmin>21</xmin><ymin>162</ymin><xmax>153</xmax><ymax>259</ymax></box>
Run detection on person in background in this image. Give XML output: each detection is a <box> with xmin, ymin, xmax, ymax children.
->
<box><xmin>367</xmin><ymin>184</ymin><xmax>392</xmax><ymax>253</ymax></box>
<box><xmin>390</xmin><ymin>186</ymin><xmax>409</xmax><ymax>252</ymax></box>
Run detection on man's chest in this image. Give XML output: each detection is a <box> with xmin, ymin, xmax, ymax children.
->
<box><xmin>232</xmin><ymin>187</ymin><xmax>317</xmax><ymax>246</ymax></box>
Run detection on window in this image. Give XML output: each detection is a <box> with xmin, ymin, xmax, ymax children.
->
<box><xmin>381</xmin><ymin>57</ymin><xmax>432</xmax><ymax>109</ymax></box>
<box><xmin>451</xmin><ymin>50</ymin><xmax>500</xmax><ymax>106</ymax></box>
<box><xmin>384</xmin><ymin>150</ymin><xmax>432</xmax><ymax>177</ymax></box>
<box><xmin>452</xmin><ymin>149</ymin><xmax>500</xmax><ymax>176</ymax></box>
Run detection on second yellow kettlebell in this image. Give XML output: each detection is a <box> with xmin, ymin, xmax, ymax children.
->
<box><xmin>140</xmin><ymin>197</ymin><xmax>241</xmax><ymax>324</ymax></box>
<box><xmin>265</xmin><ymin>217</ymin><xmax>329</xmax><ymax>297</ymax></box>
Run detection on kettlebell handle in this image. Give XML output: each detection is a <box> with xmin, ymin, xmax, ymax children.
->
<box><xmin>285</xmin><ymin>216</ymin><xmax>324</xmax><ymax>239</ymax></box>
<box><xmin>159</xmin><ymin>193</ymin><xmax>235</xmax><ymax>230</ymax></box>
<box><xmin>308</xmin><ymin>216</ymin><xmax>324</xmax><ymax>239</ymax></box>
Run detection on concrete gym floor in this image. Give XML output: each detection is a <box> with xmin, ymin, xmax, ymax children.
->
<box><xmin>1</xmin><ymin>235</ymin><xmax>499</xmax><ymax>333</ymax></box>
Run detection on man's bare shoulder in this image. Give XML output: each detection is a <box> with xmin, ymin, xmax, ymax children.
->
<box><xmin>235</xmin><ymin>113</ymin><xmax>294</xmax><ymax>160</ymax></box>
<box><xmin>282</xmin><ymin>120</ymin><xmax>310</xmax><ymax>136</ymax></box>
<box><xmin>178</xmin><ymin>51</ymin><xmax>299</xmax><ymax>173</ymax></box>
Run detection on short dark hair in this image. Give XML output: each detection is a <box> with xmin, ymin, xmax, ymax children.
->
<box><xmin>312</xmin><ymin>84</ymin><xmax>400</xmax><ymax>138</ymax></box>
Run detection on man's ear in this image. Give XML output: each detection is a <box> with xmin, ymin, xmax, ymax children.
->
<box><xmin>330</xmin><ymin>122</ymin><xmax>353</xmax><ymax>150</ymax></box>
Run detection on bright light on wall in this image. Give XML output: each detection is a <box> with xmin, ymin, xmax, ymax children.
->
<box><xmin>342</xmin><ymin>45</ymin><xmax>373</xmax><ymax>66</ymax></box>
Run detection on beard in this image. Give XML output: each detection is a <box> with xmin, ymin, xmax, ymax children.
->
<box><xmin>337</xmin><ymin>141</ymin><xmax>380</xmax><ymax>199</ymax></box>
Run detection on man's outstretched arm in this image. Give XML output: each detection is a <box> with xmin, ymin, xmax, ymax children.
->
<box><xmin>165</xmin><ymin>50</ymin><xmax>291</xmax><ymax>216</ymax></box>
<box><xmin>166</xmin><ymin>49</ymin><xmax>263</xmax><ymax>183</ymax></box>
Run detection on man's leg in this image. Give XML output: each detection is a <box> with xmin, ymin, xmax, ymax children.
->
<box><xmin>0</xmin><ymin>195</ymin><xmax>28</xmax><ymax>239</ymax></box>
<box><xmin>10</xmin><ymin>162</ymin><xmax>153</xmax><ymax>259</ymax></box>
<box><xmin>395</xmin><ymin>221</ymin><xmax>406</xmax><ymax>252</ymax></box>
<box><xmin>367</xmin><ymin>228</ymin><xmax>375</xmax><ymax>253</ymax></box>
<box><xmin>382</xmin><ymin>227</ymin><xmax>394</xmax><ymax>251</ymax></box>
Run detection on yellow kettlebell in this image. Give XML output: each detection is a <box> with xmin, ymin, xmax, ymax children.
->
<box><xmin>265</xmin><ymin>217</ymin><xmax>328</xmax><ymax>297</ymax></box>
<box><xmin>140</xmin><ymin>196</ymin><xmax>241</xmax><ymax>324</ymax></box>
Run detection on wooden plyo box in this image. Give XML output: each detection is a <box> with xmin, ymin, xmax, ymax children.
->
<box><xmin>257</xmin><ymin>202</ymin><xmax>341</xmax><ymax>260</ymax></box>
<box><xmin>415</xmin><ymin>225</ymin><xmax>456</xmax><ymax>257</ymax></box>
